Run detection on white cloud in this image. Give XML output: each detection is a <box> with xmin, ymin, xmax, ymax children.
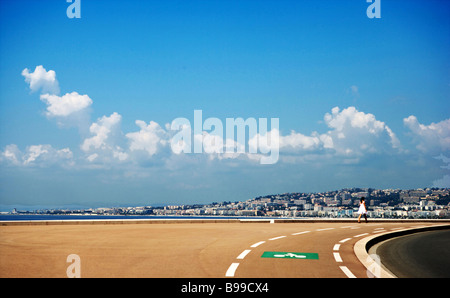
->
<box><xmin>22</xmin><ymin>65</ymin><xmax>60</xmax><ymax>95</ymax></box>
<box><xmin>1</xmin><ymin>144</ymin><xmax>22</xmax><ymax>165</ymax></box>
<box><xmin>126</xmin><ymin>120</ymin><xmax>168</xmax><ymax>156</ymax></box>
<box><xmin>81</xmin><ymin>112</ymin><xmax>122</xmax><ymax>152</ymax></box>
<box><xmin>23</xmin><ymin>145</ymin><xmax>49</xmax><ymax>165</ymax></box>
<box><xmin>404</xmin><ymin>115</ymin><xmax>450</xmax><ymax>154</ymax></box>
<box><xmin>1</xmin><ymin>144</ymin><xmax>74</xmax><ymax>167</ymax></box>
<box><xmin>279</xmin><ymin>131</ymin><xmax>322</xmax><ymax>151</ymax></box>
<box><xmin>40</xmin><ymin>92</ymin><xmax>92</xmax><ymax>117</ymax></box>
<box><xmin>274</xmin><ymin>106</ymin><xmax>400</xmax><ymax>162</ymax></box>
<box><xmin>113</xmin><ymin>150</ymin><xmax>129</xmax><ymax>161</ymax></box>
<box><xmin>324</xmin><ymin>106</ymin><xmax>401</xmax><ymax>155</ymax></box>
<box><xmin>325</xmin><ymin>106</ymin><xmax>384</xmax><ymax>133</ymax></box>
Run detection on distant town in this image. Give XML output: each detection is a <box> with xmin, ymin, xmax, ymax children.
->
<box><xmin>4</xmin><ymin>187</ymin><xmax>450</xmax><ymax>219</ymax></box>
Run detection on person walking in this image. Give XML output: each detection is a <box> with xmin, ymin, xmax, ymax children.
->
<box><xmin>357</xmin><ymin>197</ymin><xmax>368</xmax><ymax>223</ymax></box>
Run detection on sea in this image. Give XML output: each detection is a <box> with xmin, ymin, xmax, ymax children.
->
<box><xmin>0</xmin><ymin>214</ymin><xmax>268</xmax><ymax>221</ymax></box>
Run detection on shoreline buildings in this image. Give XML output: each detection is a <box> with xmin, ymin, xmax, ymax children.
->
<box><xmin>7</xmin><ymin>188</ymin><xmax>450</xmax><ymax>219</ymax></box>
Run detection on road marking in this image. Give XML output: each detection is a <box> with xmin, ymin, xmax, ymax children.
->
<box><xmin>250</xmin><ymin>241</ymin><xmax>265</xmax><ymax>248</ymax></box>
<box><xmin>269</xmin><ymin>235</ymin><xmax>286</xmax><ymax>241</ymax></box>
<box><xmin>372</xmin><ymin>230</ymin><xmax>385</xmax><ymax>233</ymax></box>
<box><xmin>236</xmin><ymin>249</ymin><xmax>251</xmax><ymax>260</ymax></box>
<box><xmin>333</xmin><ymin>252</ymin><xmax>343</xmax><ymax>262</ymax></box>
<box><xmin>339</xmin><ymin>238</ymin><xmax>352</xmax><ymax>243</ymax></box>
<box><xmin>374</xmin><ymin>227</ymin><xmax>385</xmax><ymax>230</ymax></box>
<box><xmin>340</xmin><ymin>266</ymin><xmax>357</xmax><ymax>278</ymax></box>
<box><xmin>350</xmin><ymin>227</ymin><xmax>360</xmax><ymax>229</ymax></box>
<box><xmin>391</xmin><ymin>227</ymin><xmax>405</xmax><ymax>230</ymax></box>
<box><xmin>340</xmin><ymin>226</ymin><xmax>353</xmax><ymax>229</ymax></box>
<box><xmin>354</xmin><ymin>233</ymin><xmax>369</xmax><ymax>238</ymax></box>
<box><xmin>291</xmin><ymin>231</ymin><xmax>310</xmax><ymax>235</ymax></box>
<box><xmin>316</xmin><ymin>228</ymin><xmax>335</xmax><ymax>231</ymax></box>
<box><xmin>225</xmin><ymin>263</ymin><xmax>240</xmax><ymax>277</ymax></box>
<box><xmin>262</xmin><ymin>251</ymin><xmax>319</xmax><ymax>259</ymax></box>
<box><xmin>333</xmin><ymin>244</ymin><xmax>340</xmax><ymax>251</ymax></box>
<box><xmin>274</xmin><ymin>253</ymin><xmax>306</xmax><ymax>259</ymax></box>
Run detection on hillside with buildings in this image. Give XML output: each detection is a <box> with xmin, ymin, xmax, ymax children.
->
<box><xmin>9</xmin><ymin>188</ymin><xmax>450</xmax><ymax>219</ymax></box>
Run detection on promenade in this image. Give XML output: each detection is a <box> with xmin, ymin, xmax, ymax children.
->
<box><xmin>0</xmin><ymin>219</ymin><xmax>448</xmax><ymax>278</ymax></box>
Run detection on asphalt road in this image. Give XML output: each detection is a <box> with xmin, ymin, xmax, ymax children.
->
<box><xmin>376</xmin><ymin>229</ymin><xmax>450</xmax><ymax>278</ymax></box>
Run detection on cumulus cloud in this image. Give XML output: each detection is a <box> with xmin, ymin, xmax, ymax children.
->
<box><xmin>1</xmin><ymin>144</ymin><xmax>73</xmax><ymax>167</ymax></box>
<box><xmin>81</xmin><ymin>112</ymin><xmax>122</xmax><ymax>152</ymax></box>
<box><xmin>279</xmin><ymin>130</ymin><xmax>329</xmax><ymax>152</ymax></box>
<box><xmin>22</xmin><ymin>65</ymin><xmax>60</xmax><ymax>95</ymax></box>
<box><xmin>323</xmin><ymin>106</ymin><xmax>401</xmax><ymax>155</ymax></box>
<box><xmin>274</xmin><ymin>106</ymin><xmax>401</xmax><ymax>162</ymax></box>
<box><xmin>40</xmin><ymin>92</ymin><xmax>92</xmax><ymax>117</ymax></box>
<box><xmin>404</xmin><ymin>115</ymin><xmax>450</xmax><ymax>154</ymax></box>
<box><xmin>126</xmin><ymin>120</ymin><xmax>168</xmax><ymax>156</ymax></box>
<box><xmin>22</xmin><ymin>66</ymin><xmax>93</xmax><ymax>132</ymax></box>
<box><xmin>1</xmin><ymin>144</ymin><xmax>22</xmax><ymax>165</ymax></box>
<box><xmin>11</xmin><ymin>66</ymin><xmax>450</xmax><ymax>175</ymax></box>
<box><xmin>80</xmin><ymin>112</ymin><xmax>130</xmax><ymax>164</ymax></box>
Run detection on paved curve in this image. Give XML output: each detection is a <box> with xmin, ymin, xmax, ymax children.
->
<box><xmin>375</xmin><ymin>229</ymin><xmax>450</xmax><ymax>278</ymax></box>
<box><xmin>0</xmin><ymin>220</ymin><xmax>447</xmax><ymax>277</ymax></box>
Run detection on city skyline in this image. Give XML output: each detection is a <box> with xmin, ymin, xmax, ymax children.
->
<box><xmin>1</xmin><ymin>0</ymin><xmax>449</xmax><ymax>210</ymax></box>
<box><xmin>5</xmin><ymin>186</ymin><xmax>449</xmax><ymax>220</ymax></box>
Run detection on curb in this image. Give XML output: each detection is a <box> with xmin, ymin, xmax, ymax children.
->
<box><xmin>353</xmin><ymin>223</ymin><xmax>450</xmax><ymax>278</ymax></box>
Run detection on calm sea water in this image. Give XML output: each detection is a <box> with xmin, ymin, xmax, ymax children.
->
<box><xmin>0</xmin><ymin>214</ymin><xmax>266</xmax><ymax>221</ymax></box>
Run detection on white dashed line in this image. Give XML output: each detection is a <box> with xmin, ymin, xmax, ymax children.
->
<box><xmin>353</xmin><ymin>233</ymin><xmax>369</xmax><ymax>238</ymax></box>
<box><xmin>225</xmin><ymin>263</ymin><xmax>240</xmax><ymax>277</ymax></box>
<box><xmin>340</xmin><ymin>266</ymin><xmax>357</xmax><ymax>278</ymax></box>
<box><xmin>372</xmin><ymin>230</ymin><xmax>385</xmax><ymax>233</ymax></box>
<box><xmin>333</xmin><ymin>252</ymin><xmax>343</xmax><ymax>262</ymax></box>
<box><xmin>339</xmin><ymin>238</ymin><xmax>352</xmax><ymax>243</ymax></box>
<box><xmin>316</xmin><ymin>228</ymin><xmax>335</xmax><ymax>231</ymax></box>
<box><xmin>333</xmin><ymin>244</ymin><xmax>341</xmax><ymax>251</ymax></box>
<box><xmin>236</xmin><ymin>249</ymin><xmax>251</xmax><ymax>260</ymax></box>
<box><xmin>250</xmin><ymin>241</ymin><xmax>265</xmax><ymax>248</ymax></box>
<box><xmin>269</xmin><ymin>235</ymin><xmax>286</xmax><ymax>241</ymax></box>
<box><xmin>292</xmin><ymin>231</ymin><xmax>310</xmax><ymax>235</ymax></box>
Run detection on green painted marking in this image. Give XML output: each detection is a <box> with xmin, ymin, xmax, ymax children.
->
<box><xmin>261</xmin><ymin>251</ymin><xmax>319</xmax><ymax>260</ymax></box>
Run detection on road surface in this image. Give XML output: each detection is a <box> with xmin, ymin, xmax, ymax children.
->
<box><xmin>375</xmin><ymin>229</ymin><xmax>450</xmax><ymax>278</ymax></box>
<box><xmin>0</xmin><ymin>219</ymin><xmax>448</xmax><ymax>278</ymax></box>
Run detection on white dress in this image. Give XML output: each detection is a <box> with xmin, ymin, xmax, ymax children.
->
<box><xmin>357</xmin><ymin>202</ymin><xmax>367</xmax><ymax>214</ymax></box>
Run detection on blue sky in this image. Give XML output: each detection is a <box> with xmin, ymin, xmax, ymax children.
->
<box><xmin>0</xmin><ymin>0</ymin><xmax>449</xmax><ymax>210</ymax></box>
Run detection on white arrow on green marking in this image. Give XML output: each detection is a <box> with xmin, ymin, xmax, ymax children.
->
<box><xmin>274</xmin><ymin>253</ymin><xmax>306</xmax><ymax>258</ymax></box>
